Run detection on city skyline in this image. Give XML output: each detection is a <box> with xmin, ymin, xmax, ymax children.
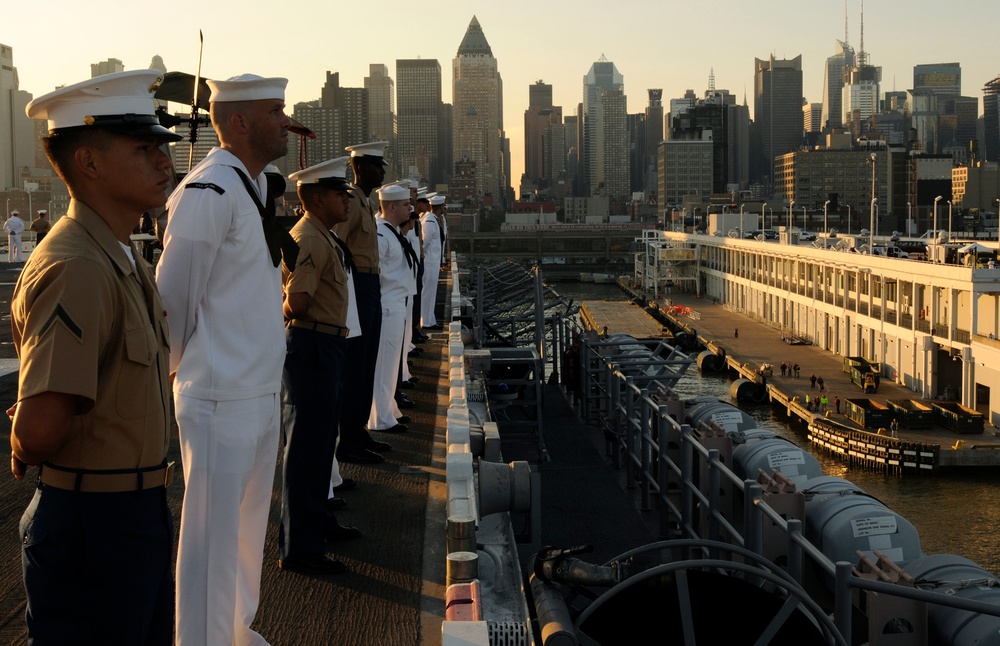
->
<box><xmin>4</xmin><ymin>0</ymin><xmax>1000</xmax><ymax>192</ymax></box>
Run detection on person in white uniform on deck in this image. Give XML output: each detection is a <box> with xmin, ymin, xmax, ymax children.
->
<box><xmin>4</xmin><ymin>209</ymin><xmax>25</xmax><ymax>262</ymax></box>
<box><xmin>155</xmin><ymin>73</ymin><xmax>295</xmax><ymax>646</ymax></box>
<box><xmin>368</xmin><ymin>184</ymin><xmax>416</xmax><ymax>434</ymax></box>
<box><xmin>420</xmin><ymin>195</ymin><xmax>445</xmax><ymax>329</ymax></box>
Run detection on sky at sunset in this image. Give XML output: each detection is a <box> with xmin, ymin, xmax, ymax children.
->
<box><xmin>5</xmin><ymin>0</ymin><xmax>999</xmax><ymax>186</ymax></box>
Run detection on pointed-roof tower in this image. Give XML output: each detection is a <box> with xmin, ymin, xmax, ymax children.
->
<box><xmin>457</xmin><ymin>16</ymin><xmax>493</xmax><ymax>56</ymax></box>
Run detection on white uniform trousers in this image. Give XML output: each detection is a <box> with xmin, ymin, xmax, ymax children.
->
<box><xmin>8</xmin><ymin>234</ymin><xmax>22</xmax><ymax>262</ymax></box>
<box><xmin>368</xmin><ymin>301</ymin><xmax>407</xmax><ymax>431</ymax></box>
<box><xmin>174</xmin><ymin>392</ymin><xmax>280</xmax><ymax>646</ymax></box>
<box><xmin>402</xmin><ymin>300</ymin><xmax>415</xmax><ymax>382</ymax></box>
<box><xmin>420</xmin><ymin>259</ymin><xmax>440</xmax><ymax>327</ymax></box>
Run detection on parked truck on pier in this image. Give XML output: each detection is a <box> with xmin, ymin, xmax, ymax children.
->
<box><xmin>843</xmin><ymin>356</ymin><xmax>881</xmax><ymax>393</ymax></box>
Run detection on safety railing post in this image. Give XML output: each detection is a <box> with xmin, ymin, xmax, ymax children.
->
<box><xmin>680</xmin><ymin>424</ymin><xmax>694</xmax><ymax>538</ymax></box>
<box><xmin>657</xmin><ymin>405</ymin><xmax>672</xmax><ymax>539</ymax></box>
<box><xmin>639</xmin><ymin>387</ymin><xmax>652</xmax><ymax>511</ymax></box>
<box><xmin>623</xmin><ymin>374</ymin><xmax>635</xmax><ymax>486</ymax></box>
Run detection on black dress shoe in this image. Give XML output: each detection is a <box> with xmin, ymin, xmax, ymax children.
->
<box><xmin>337</xmin><ymin>448</ymin><xmax>385</xmax><ymax>464</ymax></box>
<box><xmin>374</xmin><ymin>423</ymin><xmax>408</xmax><ymax>433</ymax></box>
<box><xmin>324</xmin><ymin>497</ymin><xmax>346</xmax><ymax>511</ymax></box>
<box><xmin>395</xmin><ymin>396</ymin><xmax>415</xmax><ymax>409</ymax></box>
<box><xmin>424</xmin><ymin>324</ymin><xmax>443</xmax><ymax>330</ymax></box>
<box><xmin>333</xmin><ymin>478</ymin><xmax>356</xmax><ymax>492</ymax></box>
<box><xmin>408</xmin><ymin>347</ymin><xmax>424</xmax><ymax>356</ymax></box>
<box><xmin>412</xmin><ymin>335</ymin><xmax>427</xmax><ymax>344</ymax></box>
<box><xmin>396</xmin><ymin>415</ymin><xmax>411</xmax><ymax>424</ymax></box>
<box><xmin>367</xmin><ymin>438</ymin><xmax>392</xmax><ymax>452</ymax></box>
<box><xmin>325</xmin><ymin>522</ymin><xmax>362</xmax><ymax>541</ymax></box>
<box><xmin>278</xmin><ymin>555</ymin><xmax>347</xmax><ymax>575</ymax></box>
<box><xmin>399</xmin><ymin>380</ymin><xmax>416</xmax><ymax>389</ymax></box>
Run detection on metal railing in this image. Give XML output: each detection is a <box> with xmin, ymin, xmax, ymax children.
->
<box><xmin>581</xmin><ymin>340</ymin><xmax>1000</xmax><ymax>645</ymax></box>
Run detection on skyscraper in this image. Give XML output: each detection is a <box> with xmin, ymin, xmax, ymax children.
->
<box><xmin>842</xmin><ymin>52</ymin><xmax>881</xmax><ymax>138</ymax></box>
<box><xmin>643</xmin><ymin>90</ymin><xmax>664</xmax><ymax>197</ymax></box>
<box><xmin>984</xmin><ymin>76</ymin><xmax>1000</xmax><ymax>162</ymax></box>
<box><xmin>397</xmin><ymin>58</ymin><xmax>441</xmax><ymax>185</ymax></box>
<box><xmin>0</xmin><ymin>43</ymin><xmax>35</xmax><ymax>191</ymax></box>
<box><xmin>365</xmin><ymin>64</ymin><xmax>396</xmax><ymax>176</ymax></box>
<box><xmin>753</xmin><ymin>55</ymin><xmax>803</xmax><ymax>184</ymax></box>
<box><xmin>452</xmin><ymin>16</ymin><xmax>504</xmax><ymax>203</ymax></box>
<box><xmin>821</xmin><ymin>40</ymin><xmax>855</xmax><ymax>131</ymax></box>
<box><xmin>91</xmin><ymin>58</ymin><xmax>124</xmax><ymax>78</ymax></box>
<box><xmin>594</xmin><ymin>90</ymin><xmax>629</xmax><ymax>204</ymax></box>
<box><xmin>523</xmin><ymin>80</ymin><xmax>563</xmax><ymax>196</ymax></box>
<box><xmin>914</xmin><ymin>63</ymin><xmax>962</xmax><ymax>96</ymax></box>
<box><xmin>582</xmin><ymin>56</ymin><xmax>624</xmax><ymax>196</ymax></box>
<box><xmin>524</xmin><ymin>80</ymin><xmax>553</xmax><ymax>186</ymax></box>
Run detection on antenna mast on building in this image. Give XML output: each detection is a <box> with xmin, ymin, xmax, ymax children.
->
<box><xmin>858</xmin><ymin>0</ymin><xmax>868</xmax><ymax>66</ymax></box>
<box><xmin>844</xmin><ymin>0</ymin><xmax>849</xmax><ymax>44</ymax></box>
<box><xmin>708</xmin><ymin>68</ymin><xmax>716</xmax><ymax>94</ymax></box>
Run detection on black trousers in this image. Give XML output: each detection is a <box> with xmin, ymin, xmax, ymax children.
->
<box><xmin>20</xmin><ymin>483</ymin><xmax>173</xmax><ymax>645</ymax></box>
<box><xmin>338</xmin><ymin>272</ymin><xmax>382</xmax><ymax>452</ymax></box>
<box><xmin>279</xmin><ymin>326</ymin><xmax>346</xmax><ymax>560</ymax></box>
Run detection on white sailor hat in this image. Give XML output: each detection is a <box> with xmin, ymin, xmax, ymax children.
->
<box><xmin>37</xmin><ymin>209</ymin><xmax>47</xmax><ymax>214</ymax></box>
<box><xmin>377</xmin><ymin>184</ymin><xmax>410</xmax><ymax>201</ymax></box>
<box><xmin>289</xmin><ymin>156</ymin><xmax>352</xmax><ymax>190</ymax></box>
<box><xmin>26</xmin><ymin>70</ymin><xmax>182</xmax><ymax>141</ymax></box>
<box><xmin>345</xmin><ymin>141</ymin><xmax>389</xmax><ymax>167</ymax></box>
<box><xmin>207</xmin><ymin>74</ymin><xmax>287</xmax><ymax>103</ymax></box>
<box><xmin>11</xmin><ymin>210</ymin><xmax>20</xmax><ymax>215</ymax></box>
<box><xmin>430</xmin><ymin>195</ymin><xmax>447</xmax><ymax>206</ymax></box>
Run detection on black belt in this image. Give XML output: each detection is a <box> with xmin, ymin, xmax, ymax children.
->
<box><xmin>287</xmin><ymin>319</ymin><xmax>349</xmax><ymax>337</ymax></box>
<box><xmin>39</xmin><ymin>461</ymin><xmax>175</xmax><ymax>493</ymax></box>
<box><xmin>354</xmin><ymin>265</ymin><xmax>379</xmax><ymax>275</ymax></box>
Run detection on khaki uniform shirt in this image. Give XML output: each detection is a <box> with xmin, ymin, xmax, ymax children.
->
<box><xmin>283</xmin><ymin>213</ymin><xmax>349</xmax><ymax>329</ymax></box>
<box><xmin>11</xmin><ymin>201</ymin><xmax>171</xmax><ymax>470</ymax></box>
<box><xmin>333</xmin><ymin>187</ymin><xmax>379</xmax><ymax>271</ymax></box>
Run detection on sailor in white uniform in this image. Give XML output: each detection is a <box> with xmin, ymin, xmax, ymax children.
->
<box><xmin>419</xmin><ymin>195</ymin><xmax>445</xmax><ymax>328</ymax></box>
<box><xmin>4</xmin><ymin>209</ymin><xmax>25</xmax><ymax>262</ymax></box>
<box><xmin>156</xmin><ymin>73</ymin><xmax>293</xmax><ymax>646</ymax></box>
<box><xmin>368</xmin><ymin>184</ymin><xmax>416</xmax><ymax>433</ymax></box>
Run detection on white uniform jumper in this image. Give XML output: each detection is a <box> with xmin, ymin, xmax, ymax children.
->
<box><xmin>419</xmin><ymin>211</ymin><xmax>442</xmax><ymax>327</ymax></box>
<box><xmin>4</xmin><ymin>214</ymin><xmax>25</xmax><ymax>262</ymax></box>
<box><xmin>368</xmin><ymin>217</ymin><xmax>416</xmax><ymax>431</ymax></box>
<box><xmin>156</xmin><ymin>147</ymin><xmax>285</xmax><ymax>646</ymax></box>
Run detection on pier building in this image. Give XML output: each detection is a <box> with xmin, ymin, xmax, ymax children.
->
<box><xmin>635</xmin><ymin>230</ymin><xmax>1000</xmax><ymax>426</ymax></box>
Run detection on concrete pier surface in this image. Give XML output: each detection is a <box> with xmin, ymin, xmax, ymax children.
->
<box><xmin>583</xmin><ymin>287</ymin><xmax>1000</xmax><ymax>467</ymax></box>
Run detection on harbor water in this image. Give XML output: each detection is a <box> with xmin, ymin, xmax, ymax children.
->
<box><xmin>558</xmin><ymin>280</ymin><xmax>1000</xmax><ymax>576</ymax></box>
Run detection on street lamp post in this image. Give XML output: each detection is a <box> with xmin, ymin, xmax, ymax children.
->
<box><xmin>907</xmin><ymin>202</ymin><xmax>911</xmax><ymax>235</ymax></box>
<box><xmin>739</xmin><ymin>204</ymin><xmax>746</xmax><ymax>239</ymax></box>
<box><xmin>933</xmin><ymin>195</ymin><xmax>944</xmax><ymax>260</ymax></box>
<box><xmin>948</xmin><ymin>200</ymin><xmax>953</xmax><ymax>241</ymax></box>
<box><xmin>788</xmin><ymin>199</ymin><xmax>795</xmax><ymax>235</ymax></box>
<box><xmin>870</xmin><ymin>198</ymin><xmax>877</xmax><ymax>245</ymax></box>
<box><xmin>823</xmin><ymin>200</ymin><xmax>830</xmax><ymax>241</ymax></box>
<box><xmin>802</xmin><ymin>206</ymin><xmax>807</xmax><ymax>233</ymax></box>
<box><xmin>847</xmin><ymin>205</ymin><xmax>852</xmax><ymax>235</ymax></box>
<box><xmin>760</xmin><ymin>203</ymin><xmax>765</xmax><ymax>233</ymax></box>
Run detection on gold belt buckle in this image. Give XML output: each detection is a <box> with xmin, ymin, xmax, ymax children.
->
<box><xmin>164</xmin><ymin>461</ymin><xmax>176</xmax><ymax>487</ymax></box>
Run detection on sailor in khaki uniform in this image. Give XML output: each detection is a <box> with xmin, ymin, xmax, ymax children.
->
<box><xmin>11</xmin><ymin>69</ymin><xmax>179</xmax><ymax>644</ymax></box>
<box><xmin>333</xmin><ymin>141</ymin><xmax>391</xmax><ymax>463</ymax></box>
<box><xmin>279</xmin><ymin>156</ymin><xmax>361</xmax><ymax>575</ymax></box>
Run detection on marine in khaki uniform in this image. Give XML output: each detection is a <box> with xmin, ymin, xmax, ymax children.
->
<box><xmin>332</xmin><ymin>141</ymin><xmax>391</xmax><ymax>463</ymax></box>
<box><xmin>10</xmin><ymin>69</ymin><xmax>179</xmax><ymax>644</ymax></box>
<box><xmin>279</xmin><ymin>156</ymin><xmax>361</xmax><ymax>575</ymax></box>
